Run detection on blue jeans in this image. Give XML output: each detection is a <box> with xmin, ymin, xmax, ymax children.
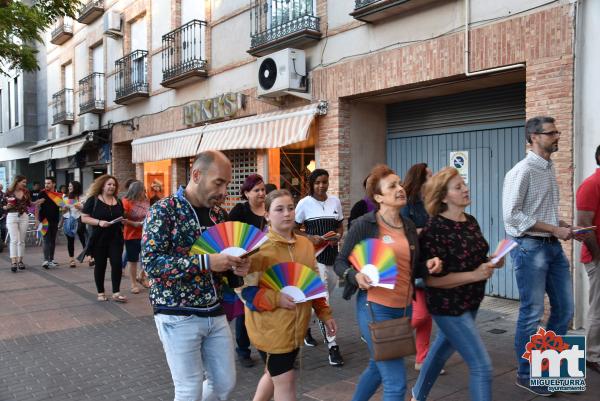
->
<box><xmin>154</xmin><ymin>313</ymin><xmax>236</xmax><ymax>401</ymax></box>
<box><xmin>511</xmin><ymin>237</ymin><xmax>574</xmax><ymax>379</ymax></box>
<box><xmin>412</xmin><ymin>310</ymin><xmax>492</xmax><ymax>401</ymax></box>
<box><xmin>353</xmin><ymin>290</ymin><xmax>411</xmax><ymax>401</ymax></box>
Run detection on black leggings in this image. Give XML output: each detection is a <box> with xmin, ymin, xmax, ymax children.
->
<box><xmin>93</xmin><ymin>242</ymin><xmax>123</xmax><ymax>294</ymax></box>
<box><xmin>66</xmin><ymin>221</ymin><xmax>87</xmax><ymax>257</ymax></box>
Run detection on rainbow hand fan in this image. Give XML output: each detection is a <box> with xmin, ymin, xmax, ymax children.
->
<box><xmin>45</xmin><ymin>191</ymin><xmax>65</xmax><ymax>207</ymax></box>
<box><xmin>260</xmin><ymin>262</ymin><xmax>327</xmax><ymax>303</ymax></box>
<box><xmin>39</xmin><ymin>218</ymin><xmax>49</xmax><ymax>236</ymax></box>
<box><xmin>190</xmin><ymin>221</ymin><xmax>268</xmax><ymax>257</ymax></box>
<box><xmin>63</xmin><ymin>198</ymin><xmax>78</xmax><ymax>206</ymax></box>
<box><xmin>348</xmin><ymin>239</ymin><xmax>397</xmax><ymax>289</ymax></box>
<box><xmin>491</xmin><ymin>239</ymin><xmax>518</xmax><ymax>264</ymax></box>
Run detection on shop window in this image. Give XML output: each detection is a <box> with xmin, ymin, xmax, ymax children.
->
<box><xmin>144</xmin><ymin>159</ymin><xmax>172</xmax><ymax>200</ymax></box>
<box><xmin>222</xmin><ymin>150</ymin><xmax>257</xmax><ymax>211</ymax></box>
<box><xmin>279</xmin><ymin>145</ymin><xmax>315</xmax><ymax>203</ymax></box>
<box><xmin>185</xmin><ymin>150</ymin><xmax>258</xmax><ymax>212</ymax></box>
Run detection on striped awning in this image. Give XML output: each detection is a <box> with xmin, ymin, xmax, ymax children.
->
<box><xmin>197</xmin><ymin>103</ymin><xmax>320</xmax><ymax>152</ymax></box>
<box><xmin>131</xmin><ymin>125</ymin><xmax>204</xmax><ymax>164</ymax></box>
<box><xmin>29</xmin><ymin>147</ymin><xmax>53</xmax><ymax>164</ymax></box>
<box><xmin>50</xmin><ymin>138</ymin><xmax>87</xmax><ymax>160</ymax></box>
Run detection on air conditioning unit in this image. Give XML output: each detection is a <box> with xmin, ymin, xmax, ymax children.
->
<box><xmin>52</xmin><ymin>124</ymin><xmax>69</xmax><ymax>139</ymax></box>
<box><xmin>256</xmin><ymin>48</ymin><xmax>307</xmax><ymax>98</ymax></box>
<box><xmin>103</xmin><ymin>11</ymin><xmax>123</xmax><ymax>37</ymax></box>
<box><xmin>79</xmin><ymin>113</ymin><xmax>99</xmax><ymax>133</ymax></box>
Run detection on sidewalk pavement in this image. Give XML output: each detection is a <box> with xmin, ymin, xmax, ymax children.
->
<box><xmin>0</xmin><ymin>240</ymin><xmax>598</xmax><ymax>400</ymax></box>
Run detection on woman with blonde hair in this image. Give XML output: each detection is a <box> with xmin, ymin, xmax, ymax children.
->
<box><xmin>411</xmin><ymin>167</ymin><xmax>504</xmax><ymax>401</ymax></box>
<box><xmin>242</xmin><ymin>189</ymin><xmax>337</xmax><ymax>401</ymax></box>
<box><xmin>122</xmin><ymin>180</ymin><xmax>150</xmax><ymax>294</ymax></box>
<box><xmin>80</xmin><ymin>175</ymin><xmax>127</xmax><ymax>302</ymax></box>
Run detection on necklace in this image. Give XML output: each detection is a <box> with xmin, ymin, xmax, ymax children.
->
<box><xmin>312</xmin><ymin>195</ymin><xmax>327</xmax><ymax>211</ymax></box>
<box><xmin>378</xmin><ymin>213</ymin><xmax>404</xmax><ymax>230</ymax></box>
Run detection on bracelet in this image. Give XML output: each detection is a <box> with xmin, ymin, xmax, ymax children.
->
<box><xmin>97</xmin><ymin>219</ymin><xmax>100</xmax><ymax>226</ymax></box>
<box><xmin>343</xmin><ymin>267</ymin><xmax>353</xmax><ymax>280</ymax></box>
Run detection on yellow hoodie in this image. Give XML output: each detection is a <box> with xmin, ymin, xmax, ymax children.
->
<box><xmin>241</xmin><ymin>229</ymin><xmax>333</xmax><ymax>354</ymax></box>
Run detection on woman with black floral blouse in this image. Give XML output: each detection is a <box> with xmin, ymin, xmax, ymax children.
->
<box><xmin>410</xmin><ymin>167</ymin><xmax>505</xmax><ymax>401</ymax></box>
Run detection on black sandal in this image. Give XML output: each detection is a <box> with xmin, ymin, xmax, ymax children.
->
<box><xmin>18</xmin><ymin>261</ymin><xmax>26</xmax><ymax>270</ymax></box>
<box><xmin>11</xmin><ymin>263</ymin><xmax>17</xmax><ymax>273</ymax></box>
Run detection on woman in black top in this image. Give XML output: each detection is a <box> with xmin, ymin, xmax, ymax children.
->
<box><xmin>411</xmin><ymin>167</ymin><xmax>504</xmax><ymax>401</ymax></box>
<box><xmin>81</xmin><ymin>175</ymin><xmax>127</xmax><ymax>303</ymax></box>
<box><xmin>228</xmin><ymin>174</ymin><xmax>267</xmax><ymax>231</ymax></box>
<box><xmin>227</xmin><ymin>174</ymin><xmax>266</xmax><ymax>368</ymax></box>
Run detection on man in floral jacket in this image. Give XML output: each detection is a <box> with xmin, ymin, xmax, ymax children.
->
<box><xmin>142</xmin><ymin>150</ymin><xmax>250</xmax><ymax>401</ymax></box>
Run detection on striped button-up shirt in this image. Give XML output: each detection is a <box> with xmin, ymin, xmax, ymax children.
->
<box><xmin>502</xmin><ymin>151</ymin><xmax>560</xmax><ymax>237</ymax></box>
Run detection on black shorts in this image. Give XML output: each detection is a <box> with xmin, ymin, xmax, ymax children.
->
<box><xmin>124</xmin><ymin>239</ymin><xmax>141</xmax><ymax>262</ymax></box>
<box><xmin>258</xmin><ymin>348</ymin><xmax>299</xmax><ymax>377</ymax></box>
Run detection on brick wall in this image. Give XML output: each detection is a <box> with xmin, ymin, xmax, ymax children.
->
<box><xmin>311</xmin><ymin>5</ymin><xmax>576</xmax><ymax>256</ymax></box>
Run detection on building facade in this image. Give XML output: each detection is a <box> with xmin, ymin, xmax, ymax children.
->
<box><xmin>44</xmin><ymin>0</ymin><xmax>597</xmax><ymax>325</ymax></box>
<box><xmin>0</xmin><ymin>38</ymin><xmax>46</xmax><ymax>187</ymax></box>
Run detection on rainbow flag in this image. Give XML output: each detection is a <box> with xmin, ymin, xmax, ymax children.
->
<box><xmin>45</xmin><ymin>191</ymin><xmax>65</xmax><ymax>207</ymax></box>
<box><xmin>40</xmin><ymin>218</ymin><xmax>49</xmax><ymax>236</ymax></box>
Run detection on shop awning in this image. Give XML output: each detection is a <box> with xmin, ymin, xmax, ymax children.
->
<box><xmin>131</xmin><ymin>125</ymin><xmax>204</xmax><ymax>164</ymax></box>
<box><xmin>0</xmin><ymin>147</ymin><xmax>30</xmax><ymax>162</ymax></box>
<box><xmin>50</xmin><ymin>138</ymin><xmax>87</xmax><ymax>160</ymax></box>
<box><xmin>29</xmin><ymin>147</ymin><xmax>53</xmax><ymax>164</ymax></box>
<box><xmin>29</xmin><ymin>134</ymin><xmax>91</xmax><ymax>164</ymax></box>
<box><xmin>197</xmin><ymin>103</ymin><xmax>322</xmax><ymax>152</ymax></box>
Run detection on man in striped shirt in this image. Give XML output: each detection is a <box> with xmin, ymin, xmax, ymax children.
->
<box><xmin>502</xmin><ymin>116</ymin><xmax>575</xmax><ymax>397</ymax></box>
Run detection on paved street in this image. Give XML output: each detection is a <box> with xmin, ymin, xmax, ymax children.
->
<box><xmin>0</xmin><ymin>240</ymin><xmax>599</xmax><ymax>401</ymax></box>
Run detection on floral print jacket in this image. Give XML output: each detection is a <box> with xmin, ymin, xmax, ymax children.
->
<box><xmin>142</xmin><ymin>186</ymin><xmax>224</xmax><ymax>314</ymax></box>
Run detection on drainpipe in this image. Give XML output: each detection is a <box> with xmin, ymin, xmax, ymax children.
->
<box><xmin>464</xmin><ymin>0</ymin><xmax>525</xmax><ymax>76</ymax></box>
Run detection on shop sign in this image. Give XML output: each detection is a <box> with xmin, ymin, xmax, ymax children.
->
<box><xmin>449</xmin><ymin>150</ymin><xmax>469</xmax><ymax>184</ymax></box>
<box><xmin>183</xmin><ymin>92</ymin><xmax>245</xmax><ymax>125</ymax></box>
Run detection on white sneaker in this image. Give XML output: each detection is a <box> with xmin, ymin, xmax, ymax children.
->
<box><xmin>49</xmin><ymin>261</ymin><xmax>59</xmax><ymax>267</ymax></box>
<box><xmin>42</xmin><ymin>261</ymin><xmax>49</xmax><ymax>269</ymax></box>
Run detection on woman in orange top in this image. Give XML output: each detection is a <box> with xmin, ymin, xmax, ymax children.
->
<box><xmin>122</xmin><ymin>181</ymin><xmax>149</xmax><ymax>294</ymax></box>
<box><xmin>334</xmin><ymin>164</ymin><xmax>442</xmax><ymax>401</ymax></box>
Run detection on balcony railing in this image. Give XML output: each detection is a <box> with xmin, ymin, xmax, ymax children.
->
<box><xmin>161</xmin><ymin>20</ymin><xmax>208</xmax><ymax>88</ymax></box>
<box><xmin>77</xmin><ymin>0</ymin><xmax>104</xmax><ymax>24</ymax></box>
<box><xmin>115</xmin><ymin>50</ymin><xmax>149</xmax><ymax>105</ymax></box>
<box><xmin>52</xmin><ymin>89</ymin><xmax>74</xmax><ymax>125</ymax></box>
<box><xmin>249</xmin><ymin>0</ymin><xmax>320</xmax><ymax>56</ymax></box>
<box><xmin>351</xmin><ymin>0</ymin><xmax>439</xmax><ymax>22</ymax></box>
<box><xmin>50</xmin><ymin>17</ymin><xmax>74</xmax><ymax>45</ymax></box>
<box><xmin>79</xmin><ymin>73</ymin><xmax>105</xmax><ymax>114</ymax></box>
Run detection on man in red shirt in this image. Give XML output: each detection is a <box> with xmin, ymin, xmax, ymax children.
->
<box><xmin>576</xmin><ymin>144</ymin><xmax>600</xmax><ymax>374</ymax></box>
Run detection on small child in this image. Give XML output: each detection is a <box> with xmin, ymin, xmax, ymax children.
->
<box><xmin>241</xmin><ymin>189</ymin><xmax>337</xmax><ymax>401</ymax></box>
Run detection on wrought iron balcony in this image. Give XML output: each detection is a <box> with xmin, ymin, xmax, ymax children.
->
<box><xmin>249</xmin><ymin>0</ymin><xmax>320</xmax><ymax>57</ymax></box>
<box><xmin>351</xmin><ymin>0</ymin><xmax>439</xmax><ymax>23</ymax></box>
<box><xmin>79</xmin><ymin>73</ymin><xmax>105</xmax><ymax>114</ymax></box>
<box><xmin>115</xmin><ymin>50</ymin><xmax>149</xmax><ymax>105</ymax></box>
<box><xmin>50</xmin><ymin>17</ymin><xmax>74</xmax><ymax>45</ymax></box>
<box><xmin>52</xmin><ymin>89</ymin><xmax>74</xmax><ymax>125</ymax></box>
<box><xmin>161</xmin><ymin>20</ymin><xmax>208</xmax><ymax>88</ymax></box>
<box><xmin>77</xmin><ymin>0</ymin><xmax>104</xmax><ymax>24</ymax></box>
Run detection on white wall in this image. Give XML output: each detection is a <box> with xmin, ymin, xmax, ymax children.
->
<box><xmin>210</xmin><ymin>0</ymin><xmax>244</xmax><ymax>21</ymax></box>
<box><xmin>75</xmin><ymin>42</ymin><xmax>89</xmax><ymax>82</ymax></box>
<box><xmin>573</xmin><ymin>0</ymin><xmax>600</xmax><ymax>329</ymax></box>
<box><xmin>211</xmin><ymin>12</ymin><xmax>251</xmax><ymax>69</ymax></box>
<box><xmin>130</xmin><ymin>17</ymin><xmax>147</xmax><ymax>51</ymax></box>
<box><xmin>151</xmin><ymin>0</ymin><xmax>172</xmax><ymax>49</ymax></box>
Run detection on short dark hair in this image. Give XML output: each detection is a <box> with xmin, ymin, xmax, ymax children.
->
<box><xmin>265</xmin><ymin>183</ymin><xmax>277</xmax><ymax>194</ymax></box>
<box><xmin>596</xmin><ymin>145</ymin><xmax>600</xmax><ymax>166</ymax></box>
<box><xmin>525</xmin><ymin>116</ymin><xmax>555</xmax><ymax>144</ymax></box>
<box><xmin>45</xmin><ymin>176</ymin><xmax>56</xmax><ymax>184</ymax></box>
<box><xmin>240</xmin><ymin>174</ymin><xmax>264</xmax><ymax>199</ymax></box>
<box><xmin>308</xmin><ymin>169</ymin><xmax>329</xmax><ymax>195</ymax></box>
<box><xmin>192</xmin><ymin>151</ymin><xmax>216</xmax><ymax>173</ymax></box>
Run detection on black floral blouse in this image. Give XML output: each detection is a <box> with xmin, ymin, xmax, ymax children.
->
<box><xmin>419</xmin><ymin>213</ymin><xmax>489</xmax><ymax>316</ymax></box>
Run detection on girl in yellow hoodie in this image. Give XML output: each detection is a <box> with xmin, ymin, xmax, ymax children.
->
<box><xmin>242</xmin><ymin>189</ymin><xmax>337</xmax><ymax>401</ymax></box>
